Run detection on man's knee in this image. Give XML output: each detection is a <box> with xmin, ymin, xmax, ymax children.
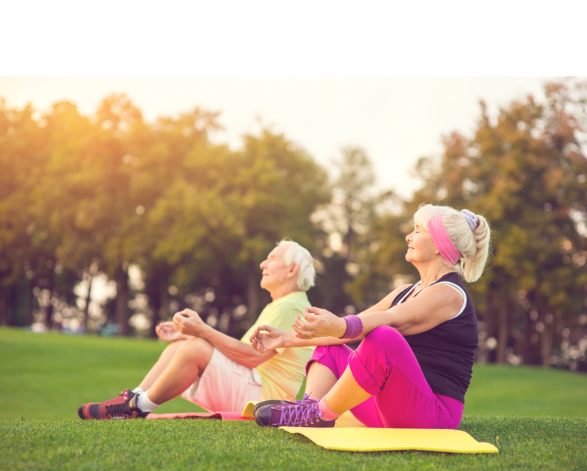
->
<box><xmin>176</xmin><ymin>337</ymin><xmax>214</xmax><ymax>369</ymax></box>
<box><xmin>163</xmin><ymin>339</ymin><xmax>186</xmax><ymax>355</ymax></box>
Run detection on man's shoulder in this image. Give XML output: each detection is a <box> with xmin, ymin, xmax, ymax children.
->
<box><xmin>261</xmin><ymin>292</ymin><xmax>310</xmax><ymax>318</ymax></box>
<box><xmin>272</xmin><ymin>292</ymin><xmax>311</xmax><ymax>310</ymax></box>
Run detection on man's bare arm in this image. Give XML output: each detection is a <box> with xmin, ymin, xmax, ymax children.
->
<box><xmin>173</xmin><ymin>309</ymin><xmax>275</xmax><ymax>369</ymax></box>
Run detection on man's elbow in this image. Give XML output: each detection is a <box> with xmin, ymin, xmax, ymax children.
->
<box><xmin>243</xmin><ymin>354</ymin><xmax>271</xmax><ymax>369</ymax></box>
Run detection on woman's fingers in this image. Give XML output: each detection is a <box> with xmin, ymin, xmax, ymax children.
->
<box><xmin>303</xmin><ymin>310</ymin><xmax>318</xmax><ymax>321</ymax></box>
<box><xmin>292</xmin><ymin>321</ymin><xmax>313</xmax><ymax>339</ymax></box>
<box><xmin>292</xmin><ymin>323</ymin><xmax>305</xmax><ymax>338</ymax></box>
<box><xmin>303</xmin><ymin>306</ymin><xmax>329</xmax><ymax>318</ymax></box>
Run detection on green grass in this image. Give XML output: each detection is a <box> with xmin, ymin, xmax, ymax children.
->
<box><xmin>1</xmin><ymin>327</ymin><xmax>587</xmax><ymax>470</ymax></box>
<box><xmin>1</xmin><ymin>416</ymin><xmax>586</xmax><ymax>471</ymax></box>
<box><xmin>466</xmin><ymin>363</ymin><xmax>587</xmax><ymax>417</ymax></box>
<box><xmin>0</xmin><ymin>327</ymin><xmax>207</xmax><ymax>420</ymax></box>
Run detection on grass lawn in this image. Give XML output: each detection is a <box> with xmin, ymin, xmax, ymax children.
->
<box><xmin>1</xmin><ymin>327</ymin><xmax>587</xmax><ymax>470</ymax></box>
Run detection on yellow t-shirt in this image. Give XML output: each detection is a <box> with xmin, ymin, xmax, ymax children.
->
<box><xmin>241</xmin><ymin>291</ymin><xmax>315</xmax><ymax>401</ymax></box>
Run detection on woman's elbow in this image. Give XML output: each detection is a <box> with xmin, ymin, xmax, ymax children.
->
<box><xmin>388</xmin><ymin>322</ymin><xmax>411</xmax><ymax>335</ymax></box>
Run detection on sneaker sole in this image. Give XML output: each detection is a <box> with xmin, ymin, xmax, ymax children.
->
<box><xmin>78</xmin><ymin>405</ymin><xmax>88</xmax><ymax>420</ymax></box>
<box><xmin>252</xmin><ymin>400</ymin><xmax>288</xmax><ymax>417</ymax></box>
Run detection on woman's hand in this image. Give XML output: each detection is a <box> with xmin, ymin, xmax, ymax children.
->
<box><xmin>293</xmin><ymin>307</ymin><xmax>347</xmax><ymax>339</ymax></box>
<box><xmin>172</xmin><ymin>309</ymin><xmax>209</xmax><ymax>337</ymax></box>
<box><xmin>155</xmin><ymin>321</ymin><xmax>190</xmax><ymax>342</ymax></box>
<box><xmin>250</xmin><ymin>325</ymin><xmax>286</xmax><ymax>353</ymax></box>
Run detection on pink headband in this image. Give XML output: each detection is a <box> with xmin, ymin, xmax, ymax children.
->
<box><xmin>428</xmin><ymin>215</ymin><xmax>460</xmax><ymax>265</ymax></box>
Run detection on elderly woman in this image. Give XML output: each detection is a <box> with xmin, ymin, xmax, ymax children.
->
<box><xmin>250</xmin><ymin>204</ymin><xmax>491</xmax><ymax>429</ymax></box>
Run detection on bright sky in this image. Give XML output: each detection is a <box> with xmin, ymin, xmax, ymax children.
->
<box><xmin>2</xmin><ymin>2</ymin><xmax>584</xmax><ymax>199</ymax></box>
<box><xmin>0</xmin><ymin>76</ymin><xmax>555</xmax><ymax>198</ymax></box>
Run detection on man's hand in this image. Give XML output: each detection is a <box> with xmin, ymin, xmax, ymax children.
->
<box><xmin>292</xmin><ymin>307</ymin><xmax>347</xmax><ymax>339</ymax></box>
<box><xmin>155</xmin><ymin>321</ymin><xmax>190</xmax><ymax>342</ymax></box>
<box><xmin>173</xmin><ymin>309</ymin><xmax>209</xmax><ymax>338</ymax></box>
<box><xmin>250</xmin><ymin>325</ymin><xmax>286</xmax><ymax>353</ymax></box>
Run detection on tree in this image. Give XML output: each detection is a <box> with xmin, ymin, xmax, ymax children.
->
<box><xmin>407</xmin><ymin>79</ymin><xmax>587</xmax><ymax>368</ymax></box>
<box><xmin>316</xmin><ymin>146</ymin><xmax>398</xmax><ymax>314</ymax></box>
<box><xmin>0</xmin><ymin>99</ymin><xmax>45</xmax><ymax>326</ymax></box>
<box><xmin>126</xmin><ymin>106</ymin><xmax>225</xmax><ymax>336</ymax></box>
<box><xmin>198</xmin><ymin>128</ymin><xmax>331</xmax><ymax>336</ymax></box>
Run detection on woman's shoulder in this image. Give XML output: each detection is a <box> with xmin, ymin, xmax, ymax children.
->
<box><xmin>384</xmin><ymin>283</ymin><xmax>415</xmax><ymax>309</ymax></box>
<box><xmin>395</xmin><ymin>283</ymin><xmax>412</xmax><ymax>293</ymax></box>
<box><xmin>439</xmin><ymin>271</ymin><xmax>467</xmax><ymax>287</ymax></box>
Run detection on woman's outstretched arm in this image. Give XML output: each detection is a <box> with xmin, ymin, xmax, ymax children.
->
<box><xmin>294</xmin><ymin>283</ymin><xmax>462</xmax><ymax>339</ymax></box>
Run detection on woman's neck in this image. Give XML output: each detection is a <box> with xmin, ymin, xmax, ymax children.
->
<box><xmin>416</xmin><ymin>262</ymin><xmax>456</xmax><ymax>289</ymax></box>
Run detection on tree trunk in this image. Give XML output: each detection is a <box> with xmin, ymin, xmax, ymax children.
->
<box><xmin>0</xmin><ymin>284</ymin><xmax>6</xmax><ymax>326</ymax></box>
<box><xmin>481</xmin><ymin>290</ymin><xmax>497</xmax><ymax>363</ymax></box>
<box><xmin>26</xmin><ymin>282</ymin><xmax>34</xmax><ymax>326</ymax></box>
<box><xmin>115</xmin><ymin>267</ymin><xmax>131</xmax><ymax>336</ymax></box>
<box><xmin>245</xmin><ymin>263</ymin><xmax>260</xmax><ymax>327</ymax></box>
<box><xmin>45</xmin><ymin>302</ymin><xmax>55</xmax><ymax>330</ymax></box>
<box><xmin>540</xmin><ymin>310</ymin><xmax>554</xmax><ymax>368</ymax></box>
<box><xmin>44</xmin><ymin>285</ymin><xmax>57</xmax><ymax>331</ymax></box>
<box><xmin>149</xmin><ymin>275</ymin><xmax>168</xmax><ymax>338</ymax></box>
<box><xmin>524</xmin><ymin>291</ymin><xmax>538</xmax><ymax>365</ymax></box>
<box><xmin>82</xmin><ymin>272</ymin><xmax>94</xmax><ymax>331</ymax></box>
<box><xmin>43</xmin><ymin>263</ymin><xmax>58</xmax><ymax>330</ymax></box>
<box><xmin>495</xmin><ymin>294</ymin><xmax>509</xmax><ymax>364</ymax></box>
<box><xmin>523</xmin><ymin>312</ymin><xmax>535</xmax><ymax>365</ymax></box>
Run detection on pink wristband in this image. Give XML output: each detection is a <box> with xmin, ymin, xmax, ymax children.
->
<box><xmin>339</xmin><ymin>315</ymin><xmax>363</xmax><ymax>339</ymax></box>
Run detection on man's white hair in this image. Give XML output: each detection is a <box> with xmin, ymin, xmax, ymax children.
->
<box><xmin>277</xmin><ymin>240</ymin><xmax>316</xmax><ymax>292</ymax></box>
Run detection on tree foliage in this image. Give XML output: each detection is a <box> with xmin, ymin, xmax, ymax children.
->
<box><xmin>1</xmin><ymin>81</ymin><xmax>586</xmax><ymax>372</ymax></box>
<box><xmin>0</xmin><ymin>95</ymin><xmax>330</xmax><ymax>339</ymax></box>
<box><xmin>400</xmin><ymin>79</ymin><xmax>587</xmax><ymax>368</ymax></box>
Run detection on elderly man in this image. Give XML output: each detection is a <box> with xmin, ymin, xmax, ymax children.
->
<box><xmin>78</xmin><ymin>240</ymin><xmax>316</xmax><ymax>419</ymax></box>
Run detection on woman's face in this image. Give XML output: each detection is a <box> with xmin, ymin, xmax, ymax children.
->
<box><xmin>405</xmin><ymin>222</ymin><xmax>437</xmax><ymax>264</ymax></box>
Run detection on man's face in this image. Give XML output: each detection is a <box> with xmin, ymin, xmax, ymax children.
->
<box><xmin>259</xmin><ymin>244</ymin><xmax>291</xmax><ymax>292</ymax></box>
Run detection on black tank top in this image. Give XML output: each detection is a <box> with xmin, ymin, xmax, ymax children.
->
<box><xmin>390</xmin><ymin>272</ymin><xmax>478</xmax><ymax>403</ymax></box>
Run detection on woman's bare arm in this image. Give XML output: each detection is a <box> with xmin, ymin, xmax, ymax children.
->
<box><xmin>293</xmin><ymin>284</ymin><xmax>462</xmax><ymax>340</ymax></box>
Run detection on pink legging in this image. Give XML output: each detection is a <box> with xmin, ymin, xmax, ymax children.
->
<box><xmin>307</xmin><ymin>326</ymin><xmax>464</xmax><ymax>429</ymax></box>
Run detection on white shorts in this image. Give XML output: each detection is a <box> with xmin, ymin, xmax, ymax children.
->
<box><xmin>180</xmin><ymin>348</ymin><xmax>263</xmax><ymax>413</ymax></box>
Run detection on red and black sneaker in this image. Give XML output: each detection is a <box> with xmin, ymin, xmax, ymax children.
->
<box><xmin>78</xmin><ymin>389</ymin><xmax>148</xmax><ymax>420</ymax></box>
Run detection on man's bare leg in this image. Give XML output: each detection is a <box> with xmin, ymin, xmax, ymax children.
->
<box><xmin>146</xmin><ymin>337</ymin><xmax>214</xmax><ymax>405</ymax></box>
<box><xmin>137</xmin><ymin>340</ymin><xmax>185</xmax><ymax>391</ymax></box>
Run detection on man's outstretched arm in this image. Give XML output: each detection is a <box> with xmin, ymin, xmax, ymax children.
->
<box><xmin>173</xmin><ymin>309</ymin><xmax>276</xmax><ymax>369</ymax></box>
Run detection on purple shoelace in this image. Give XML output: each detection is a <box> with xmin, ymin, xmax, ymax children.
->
<box><xmin>278</xmin><ymin>402</ymin><xmax>324</xmax><ymax>427</ymax></box>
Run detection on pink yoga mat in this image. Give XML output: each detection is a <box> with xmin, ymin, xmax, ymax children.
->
<box><xmin>147</xmin><ymin>411</ymin><xmax>252</xmax><ymax>421</ymax></box>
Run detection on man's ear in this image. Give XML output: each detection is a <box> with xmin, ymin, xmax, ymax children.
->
<box><xmin>287</xmin><ymin>262</ymin><xmax>299</xmax><ymax>279</ymax></box>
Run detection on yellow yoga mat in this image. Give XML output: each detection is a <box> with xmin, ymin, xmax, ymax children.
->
<box><xmin>243</xmin><ymin>402</ymin><xmax>498</xmax><ymax>454</ymax></box>
<box><xmin>282</xmin><ymin>427</ymin><xmax>498</xmax><ymax>453</ymax></box>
